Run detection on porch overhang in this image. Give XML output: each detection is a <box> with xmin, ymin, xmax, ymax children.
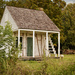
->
<box><xmin>17</xmin><ymin>29</ymin><xmax>60</xmax><ymax>57</ymax></box>
<box><xmin>18</xmin><ymin>29</ymin><xmax>60</xmax><ymax>33</ymax></box>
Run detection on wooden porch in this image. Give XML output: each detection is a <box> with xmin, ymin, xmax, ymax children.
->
<box><xmin>17</xmin><ymin>29</ymin><xmax>60</xmax><ymax>57</ymax></box>
<box><xmin>19</xmin><ymin>56</ymin><xmax>60</xmax><ymax>61</ymax></box>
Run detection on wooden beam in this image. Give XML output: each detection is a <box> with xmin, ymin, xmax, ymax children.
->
<box><xmin>19</xmin><ymin>29</ymin><xmax>59</xmax><ymax>33</ymax></box>
<box><xmin>58</xmin><ymin>32</ymin><xmax>60</xmax><ymax>57</ymax></box>
<box><xmin>33</xmin><ymin>31</ymin><xmax>35</xmax><ymax>57</ymax></box>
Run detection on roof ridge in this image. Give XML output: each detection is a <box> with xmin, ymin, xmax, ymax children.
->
<box><xmin>6</xmin><ymin>6</ymin><xmax>44</xmax><ymax>12</ymax></box>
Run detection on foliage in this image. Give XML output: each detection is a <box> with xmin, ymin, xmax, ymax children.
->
<box><xmin>0</xmin><ymin>21</ymin><xmax>20</xmax><ymax>74</ymax></box>
<box><xmin>0</xmin><ymin>0</ymin><xmax>5</xmax><ymax>22</ymax></box>
<box><xmin>0</xmin><ymin>25</ymin><xmax>6</xmax><ymax>59</ymax></box>
<box><xmin>61</xmin><ymin>3</ymin><xmax>75</xmax><ymax>49</ymax></box>
<box><xmin>0</xmin><ymin>55</ymin><xmax>75</xmax><ymax>75</ymax></box>
<box><xmin>6</xmin><ymin>0</ymin><xmax>26</xmax><ymax>8</ymax></box>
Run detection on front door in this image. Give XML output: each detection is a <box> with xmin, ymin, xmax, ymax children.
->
<box><xmin>27</xmin><ymin>37</ymin><xmax>33</xmax><ymax>56</ymax></box>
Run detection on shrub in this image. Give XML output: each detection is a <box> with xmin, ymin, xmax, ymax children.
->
<box><xmin>0</xmin><ymin>21</ymin><xmax>20</xmax><ymax>74</ymax></box>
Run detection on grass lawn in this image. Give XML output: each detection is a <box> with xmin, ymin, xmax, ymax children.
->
<box><xmin>15</xmin><ymin>54</ymin><xmax>75</xmax><ymax>75</ymax></box>
<box><xmin>1</xmin><ymin>54</ymin><xmax>75</xmax><ymax>75</ymax></box>
<box><xmin>18</xmin><ymin>54</ymin><xmax>75</xmax><ymax>68</ymax></box>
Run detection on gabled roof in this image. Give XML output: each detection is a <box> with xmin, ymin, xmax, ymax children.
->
<box><xmin>7</xmin><ymin>6</ymin><xmax>60</xmax><ymax>31</ymax></box>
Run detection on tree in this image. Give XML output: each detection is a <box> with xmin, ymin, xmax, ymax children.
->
<box><xmin>6</xmin><ymin>0</ymin><xmax>26</xmax><ymax>8</ymax></box>
<box><xmin>61</xmin><ymin>3</ymin><xmax>75</xmax><ymax>49</ymax></box>
<box><xmin>0</xmin><ymin>21</ymin><xmax>21</xmax><ymax>73</ymax></box>
<box><xmin>0</xmin><ymin>25</ymin><xmax>6</xmax><ymax>59</ymax></box>
<box><xmin>0</xmin><ymin>21</ymin><xmax>20</xmax><ymax>64</ymax></box>
<box><xmin>0</xmin><ymin>0</ymin><xmax>5</xmax><ymax>22</ymax></box>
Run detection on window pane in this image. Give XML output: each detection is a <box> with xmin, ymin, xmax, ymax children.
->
<box><xmin>16</xmin><ymin>37</ymin><xmax>22</xmax><ymax>49</ymax></box>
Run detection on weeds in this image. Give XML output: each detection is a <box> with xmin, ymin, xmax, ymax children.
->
<box><xmin>0</xmin><ymin>55</ymin><xmax>75</xmax><ymax>75</ymax></box>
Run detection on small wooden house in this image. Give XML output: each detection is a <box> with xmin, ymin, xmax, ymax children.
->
<box><xmin>1</xmin><ymin>6</ymin><xmax>60</xmax><ymax>58</ymax></box>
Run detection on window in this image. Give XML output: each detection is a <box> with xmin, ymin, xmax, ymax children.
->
<box><xmin>16</xmin><ymin>37</ymin><xmax>22</xmax><ymax>49</ymax></box>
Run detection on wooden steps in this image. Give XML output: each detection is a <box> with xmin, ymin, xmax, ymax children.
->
<box><xmin>48</xmin><ymin>36</ymin><xmax>57</xmax><ymax>57</ymax></box>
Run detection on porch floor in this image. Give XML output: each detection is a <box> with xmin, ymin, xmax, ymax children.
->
<box><xmin>19</xmin><ymin>56</ymin><xmax>60</xmax><ymax>61</ymax></box>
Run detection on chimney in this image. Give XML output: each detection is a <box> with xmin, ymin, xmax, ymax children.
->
<box><xmin>39</xmin><ymin>8</ymin><xmax>44</xmax><ymax>11</ymax></box>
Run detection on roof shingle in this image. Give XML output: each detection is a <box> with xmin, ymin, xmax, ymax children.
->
<box><xmin>7</xmin><ymin>6</ymin><xmax>60</xmax><ymax>31</ymax></box>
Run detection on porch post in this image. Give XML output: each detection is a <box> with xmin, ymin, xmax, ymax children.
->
<box><xmin>46</xmin><ymin>32</ymin><xmax>49</xmax><ymax>56</ymax></box>
<box><xmin>18</xmin><ymin>29</ymin><xmax>20</xmax><ymax>47</ymax></box>
<box><xmin>33</xmin><ymin>31</ymin><xmax>35</xmax><ymax>57</ymax></box>
<box><xmin>23</xmin><ymin>33</ymin><xmax>25</xmax><ymax>56</ymax></box>
<box><xmin>46</xmin><ymin>32</ymin><xmax>48</xmax><ymax>50</ymax></box>
<box><xmin>18</xmin><ymin>29</ymin><xmax>21</xmax><ymax>57</ymax></box>
<box><xmin>58</xmin><ymin>32</ymin><xmax>60</xmax><ymax>57</ymax></box>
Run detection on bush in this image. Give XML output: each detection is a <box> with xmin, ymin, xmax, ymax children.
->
<box><xmin>0</xmin><ymin>21</ymin><xmax>20</xmax><ymax>74</ymax></box>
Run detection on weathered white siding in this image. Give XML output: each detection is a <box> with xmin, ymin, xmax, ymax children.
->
<box><xmin>35</xmin><ymin>34</ymin><xmax>46</xmax><ymax>56</ymax></box>
<box><xmin>15</xmin><ymin>32</ymin><xmax>48</xmax><ymax>57</ymax></box>
<box><xmin>1</xmin><ymin>7</ymin><xmax>18</xmax><ymax>31</ymax></box>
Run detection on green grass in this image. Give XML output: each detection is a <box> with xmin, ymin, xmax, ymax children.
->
<box><xmin>1</xmin><ymin>54</ymin><xmax>75</xmax><ymax>75</ymax></box>
<box><xmin>18</xmin><ymin>54</ymin><xmax>75</xmax><ymax>68</ymax></box>
<box><xmin>14</xmin><ymin>54</ymin><xmax>75</xmax><ymax>75</ymax></box>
